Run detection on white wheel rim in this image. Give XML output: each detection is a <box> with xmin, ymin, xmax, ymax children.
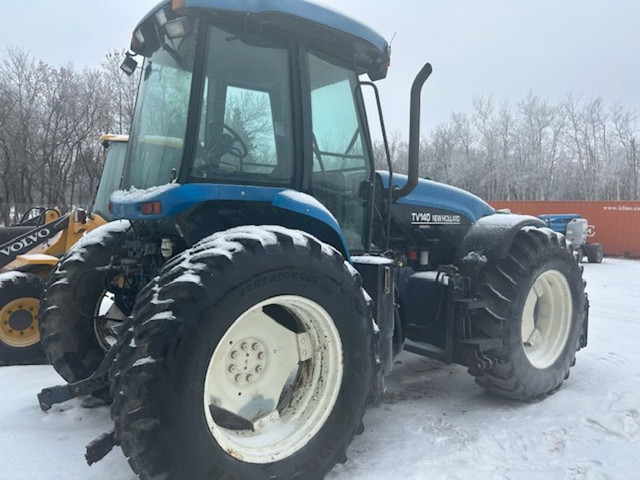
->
<box><xmin>203</xmin><ymin>295</ymin><xmax>343</xmax><ymax>464</ymax></box>
<box><xmin>93</xmin><ymin>291</ymin><xmax>127</xmax><ymax>351</ymax></box>
<box><xmin>521</xmin><ymin>270</ymin><xmax>573</xmax><ymax>369</ymax></box>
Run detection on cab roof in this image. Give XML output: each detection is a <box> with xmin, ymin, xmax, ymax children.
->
<box><xmin>135</xmin><ymin>0</ymin><xmax>391</xmax><ymax>80</ymax></box>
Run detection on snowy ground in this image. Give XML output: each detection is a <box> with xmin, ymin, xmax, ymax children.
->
<box><xmin>1</xmin><ymin>258</ymin><xmax>638</xmax><ymax>480</ymax></box>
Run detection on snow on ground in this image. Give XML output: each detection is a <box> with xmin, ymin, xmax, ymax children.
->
<box><xmin>0</xmin><ymin>259</ymin><xmax>638</xmax><ymax>480</ymax></box>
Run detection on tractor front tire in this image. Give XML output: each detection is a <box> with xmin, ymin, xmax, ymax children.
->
<box><xmin>470</xmin><ymin>227</ymin><xmax>586</xmax><ymax>401</ymax></box>
<box><xmin>585</xmin><ymin>243</ymin><xmax>604</xmax><ymax>264</ymax></box>
<box><xmin>40</xmin><ymin>221</ymin><xmax>130</xmax><ymax>383</ymax></box>
<box><xmin>0</xmin><ymin>272</ymin><xmax>46</xmax><ymax>366</ymax></box>
<box><xmin>110</xmin><ymin>226</ymin><xmax>374</xmax><ymax>480</ymax></box>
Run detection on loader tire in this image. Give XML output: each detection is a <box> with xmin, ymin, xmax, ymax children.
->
<box><xmin>110</xmin><ymin>226</ymin><xmax>374</xmax><ymax>480</ymax></box>
<box><xmin>0</xmin><ymin>272</ymin><xmax>46</xmax><ymax>366</ymax></box>
<box><xmin>40</xmin><ymin>221</ymin><xmax>131</xmax><ymax>383</ymax></box>
<box><xmin>469</xmin><ymin>227</ymin><xmax>586</xmax><ymax>401</ymax></box>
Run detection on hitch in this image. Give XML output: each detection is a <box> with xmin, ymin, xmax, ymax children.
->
<box><xmin>86</xmin><ymin>430</ymin><xmax>118</xmax><ymax>465</ymax></box>
<box><xmin>38</xmin><ymin>342</ymin><xmax>118</xmax><ymax>411</ymax></box>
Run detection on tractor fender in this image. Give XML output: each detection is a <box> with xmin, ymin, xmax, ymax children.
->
<box><xmin>110</xmin><ymin>184</ymin><xmax>351</xmax><ymax>259</ymax></box>
<box><xmin>272</xmin><ymin>190</ymin><xmax>350</xmax><ymax>260</ymax></box>
<box><xmin>455</xmin><ymin>214</ymin><xmax>546</xmax><ymax>283</ymax></box>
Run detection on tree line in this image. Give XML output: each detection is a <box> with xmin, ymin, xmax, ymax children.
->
<box><xmin>1</xmin><ymin>46</ymin><xmax>637</xmax><ymax>227</ymax></box>
<box><xmin>0</xmin><ymin>48</ymin><xmax>136</xmax><ymax>224</ymax></box>
<box><xmin>375</xmin><ymin>95</ymin><xmax>639</xmax><ymax>202</ymax></box>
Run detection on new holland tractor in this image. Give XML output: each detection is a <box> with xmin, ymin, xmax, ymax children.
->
<box><xmin>0</xmin><ymin>135</ymin><xmax>127</xmax><ymax>366</ymax></box>
<box><xmin>37</xmin><ymin>2</ymin><xmax>588</xmax><ymax>478</ymax></box>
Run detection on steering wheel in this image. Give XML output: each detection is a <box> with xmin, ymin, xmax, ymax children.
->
<box><xmin>206</xmin><ymin>122</ymin><xmax>248</xmax><ymax>165</ymax></box>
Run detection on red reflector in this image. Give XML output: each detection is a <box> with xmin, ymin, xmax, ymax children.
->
<box><xmin>172</xmin><ymin>0</ymin><xmax>185</xmax><ymax>11</ymax></box>
<box><xmin>108</xmin><ymin>203</ymin><xmax>114</xmax><ymax>213</ymax></box>
<box><xmin>407</xmin><ymin>250</ymin><xmax>418</xmax><ymax>261</ymax></box>
<box><xmin>140</xmin><ymin>202</ymin><xmax>162</xmax><ymax>215</ymax></box>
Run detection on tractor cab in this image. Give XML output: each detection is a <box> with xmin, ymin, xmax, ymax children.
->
<box><xmin>116</xmin><ymin>0</ymin><xmax>391</xmax><ymax>255</ymax></box>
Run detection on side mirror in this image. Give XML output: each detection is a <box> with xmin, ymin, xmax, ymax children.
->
<box><xmin>120</xmin><ymin>52</ymin><xmax>138</xmax><ymax>76</ymax></box>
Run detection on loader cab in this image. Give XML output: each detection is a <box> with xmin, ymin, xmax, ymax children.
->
<box><xmin>94</xmin><ymin>135</ymin><xmax>128</xmax><ymax>221</ymax></box>
<box><xmin>120</xmin><ymin>0</ymin><xmax>390</xmax><ymax>254</ymax></box>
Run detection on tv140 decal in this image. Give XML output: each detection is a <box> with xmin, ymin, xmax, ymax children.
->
<box><xmin>411</xmin><ymin>211</ymin><xmax>463</xmax><ymax>226</ymax></box>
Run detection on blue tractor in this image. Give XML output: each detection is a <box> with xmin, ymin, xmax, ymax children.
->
<box><xmin>37</xmin><ymin>1</ymin><xmax>588</xmax><ymax>478</ymax></box>
<box><xmin>539</xmin><ymin>214</ymin><xmax>604</xmax><ymax>263</ymax></box>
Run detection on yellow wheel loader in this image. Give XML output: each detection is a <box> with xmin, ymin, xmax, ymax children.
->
<box><xmin>0</xmin><ymin>135</ymin><xmax>128</xmax><ymax>365</ymax></box>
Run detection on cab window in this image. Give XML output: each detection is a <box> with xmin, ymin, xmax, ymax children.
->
<box><xmin>307</xmin><ymin>51</ymin><xmax>372</xmax><ymax>253</ymax></box>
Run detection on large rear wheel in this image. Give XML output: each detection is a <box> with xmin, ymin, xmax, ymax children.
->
<box><xmin>111</xmin><ymin>226</ymin><xmax>374</xmax><ymax>480</ymax></box>
<box><xmin>0</xmin><ymin>272</ymin><xmax>46</xmax><ymax>366</ymax></box>
<box><xmin>469</xmin><ymin>227</ymin><xmax>587</xmax><ymax>400</ymax></box>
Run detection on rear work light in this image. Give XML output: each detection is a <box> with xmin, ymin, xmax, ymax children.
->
<box><xmin>134</xmin><ymin>29</ymin><xmax>145</xmax><ymax>46</ymax></box>
<box><xmin>165</xmin><ymin>17</ymin><xmax>192</xmax><ymax>39</ymax></box>
<box><xmin>140</xmin><ymin>202</ymin><xmax>163</xmax><ymax>215</ymax></box>
<box><xmin>155</xmin><ymin>8</ymin><xmax>168</xmax><ymax>27</ymax></box>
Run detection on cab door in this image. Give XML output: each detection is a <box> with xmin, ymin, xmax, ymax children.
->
<box><xmin>306</xmin><ymin>51</ymin><xmax>374</xmax><ymax>254</ymax></box>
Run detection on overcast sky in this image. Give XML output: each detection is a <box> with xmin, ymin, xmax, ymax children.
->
<box><xmin>1</xmin><ymin>0</ymin><xmax>638</xmax><ymax>135</ymax></box>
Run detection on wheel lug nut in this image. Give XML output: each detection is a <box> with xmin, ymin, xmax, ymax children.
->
<box><xmin>247</xmin><ymin>374</ymin><xmax>255</xmax><ymax>382</ymax></box>
<box><xmin>228</xmin><ymin>365</ymin><xmax>237</xmax><ymax>373</ymax></box>
<box><xmin>241</xmin><ymin>342</ymin><xmax>249</xmax><ymax>350</ymax></box>
<box><xmin>230</xmin><ymin>351</ymin><xmax>239</xmax><ymax>359</ymax></box>
<box><xmin>257</xmin><ymin>352</ymin><xmax>265</xmax><ymax>360</ymax></box>
<box><xmin>255</xmin><ymin>365</ymin><xmax>263</xmax><ymax>373</ymax></box>
<box><xmin>252</xmin><ymin>342</ymin><xmax>260</xmax><ymax>351</ymax></box>
<box><xmin>235</xmin><ymin>374</ymin><xmax>244</xmax><ymax>383</ymax></box>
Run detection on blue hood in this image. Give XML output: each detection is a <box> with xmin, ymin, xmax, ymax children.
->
<box><xmin>378</xmin><ymin>172</ymin><xmax>495</xmax><ymax>223</ymax></box>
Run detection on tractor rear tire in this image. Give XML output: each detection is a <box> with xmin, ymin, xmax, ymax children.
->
<box><xmin>40</xmin><ymin>221</ymin><xmax>130</xmax><ymax>383</ymax></box>
<box><xmin>0</xmin><ymin>272</ymin><xmax>46</xmax><ymax>366</ymax></box>
<box><xmin>585</xmin><ymin>243</ymin><xmax>604</xmax><ymax>264</ymax></box>
<box><xmin>469</xmin><ymin>227</ymin><xmax>586</xmax><ymax>401</ymax></box>
<box><xmin>110</xmin><ymin>226</ymin><xmax>374</xmax><ymax>480</ymax></box>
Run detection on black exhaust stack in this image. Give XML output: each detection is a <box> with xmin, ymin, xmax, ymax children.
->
<box><xmin>393</xmin><ymin>63</ymin><xmax>433</xmax><ymax>200</ymax></box>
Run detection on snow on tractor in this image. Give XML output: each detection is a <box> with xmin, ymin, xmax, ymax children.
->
<box><xmin>539</xmin><ymin>214</ymin><xmax>604</xmax><ymax>263</ymax></box>
<box><xmin>0</xmin><ymin>135</ymin><xmax>128</xmax><ymax>366</ymax></box>
<box><xmin>37</xmin><ymin>2</ymin><xmax>588</xmax><ymax>478</ymax></box>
